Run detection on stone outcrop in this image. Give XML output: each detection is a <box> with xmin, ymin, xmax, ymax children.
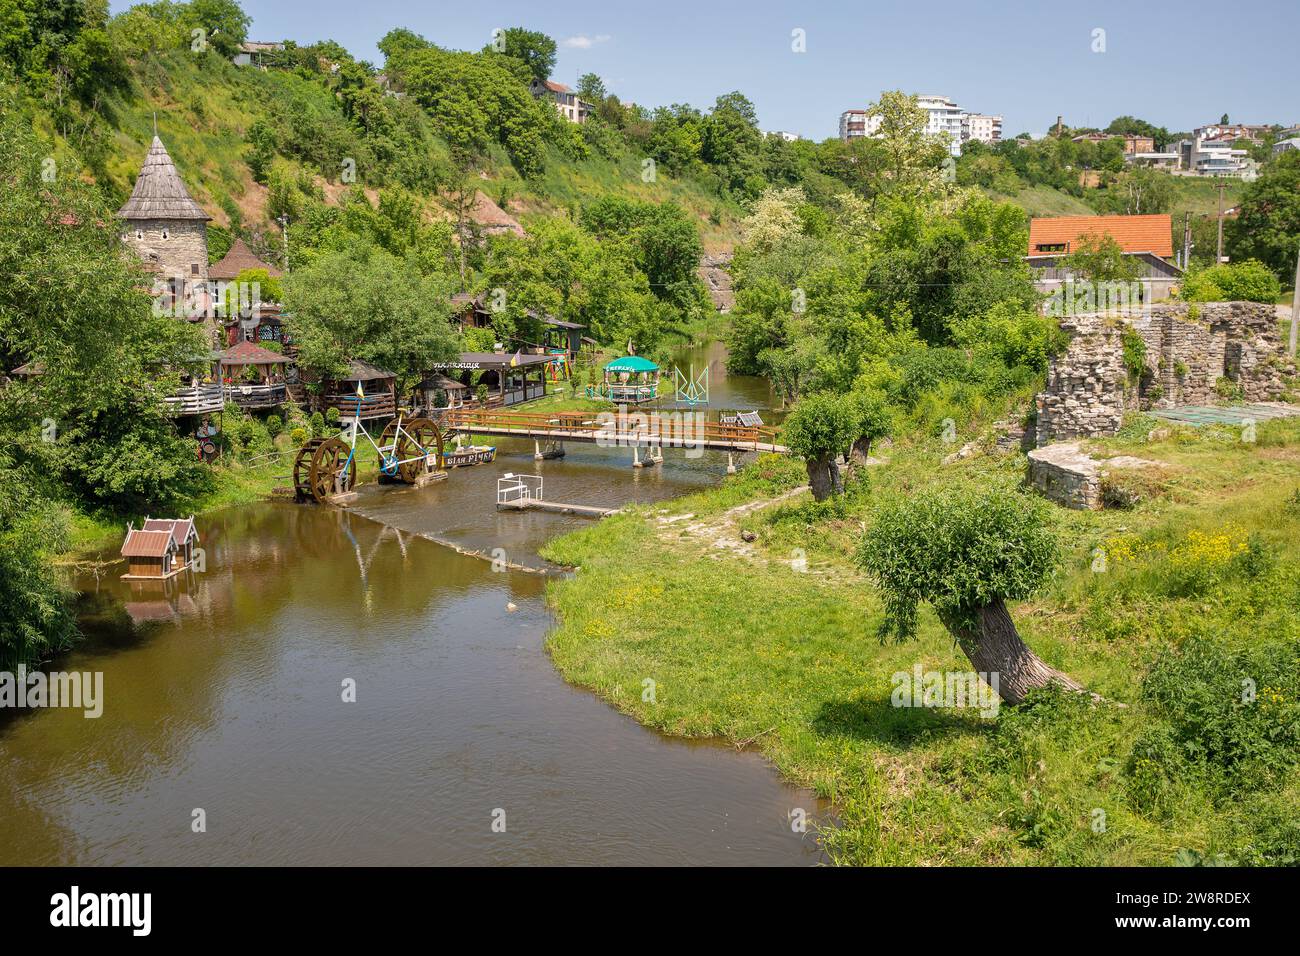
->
<box><xmin>1035</xmin><ymin>302</ymin><xmax>1294</xmax><ymax>445</ymax></box>
<box><xmin>698</xmin><ymin>253</ymin><xmax>734</xmax><ymax>312</ymax></box>
<box><xmin>1027</xmin><ymin>442</ymin><xmax>1158</xmax><ymax>510</ymax></box>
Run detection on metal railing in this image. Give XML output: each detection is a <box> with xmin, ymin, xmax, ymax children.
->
<box><xmin>497</xmin><ymin>473</ymin><xmax>543</xmax><ymax>505</ymax></box>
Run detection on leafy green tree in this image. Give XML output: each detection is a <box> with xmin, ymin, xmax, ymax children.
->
<box><xmin>0</xmin><ymin>103</ymin><xmax>210</xmax><ymax>514</ymax></box>
<box><xmin>725</xmin><ymin>278</ymin><xmax>791</xmax><ymax>375</ymax></box>
<box><xmin>782</xmin><ymin>391</ymin><xmax>858</xmax><ymax>500</ymax></box>
<box><xmin>858</xmin><ymin>481</ymin><xmax>1084</xmax><ymax>705</ymax></box>
<box><xmin>0</xmin><ymin>456</ymin><xmax>75</xmax><ymax>669</ymax></box>
<box><xmin>866</xmin><ymin>90</ymin><xmax>949</xmax><ymax>196</ymax></box>
<box><xmin>489</xmin><ymin>27</ymin><xmax>556</xmax><ymax>84</ymax></box>
<box><xmin>1228</xmin><ymin>152</ymin><xmax>1300</xmax><ymax>281</ymax></box>
<box><xmin>1063</xmin><ymin>232</ymin><xmax>1143</xmax><ymax>282</ymax></box>
<box><xmin>283</xmin><ymin>241</ymin><xmax>460</xmax><ymax>393</ymax></box>
<box><xmin>184</xmin><ymin>0</ymin><xmax>249</xmax><ymax>58</ymax></box>
<box><xmin>576</xmin><ymin>72</ymin><xmax>606</xmax><ymax>103</ymax></box>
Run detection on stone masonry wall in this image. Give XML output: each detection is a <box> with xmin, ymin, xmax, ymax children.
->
<box><xmin>123</xmin><ymin>218</ymin><xmax>209</xmax><ymax>284</ymax></box>
<box><xmin>1035</xmin><ymin>302</ymin><xmax>1293</xmax><ymax>445</ymax></box>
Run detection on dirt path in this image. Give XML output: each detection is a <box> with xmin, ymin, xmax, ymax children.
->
<box><xmin>653</xmin><ymin>484</ymin><xmax>811</xmax><ymax>561</ymax></box>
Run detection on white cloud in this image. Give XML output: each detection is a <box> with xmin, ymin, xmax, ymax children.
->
<box><xmin>560</xmin><ymin>35</ymin><xmax>611</xmax><ymax>50</ymax></box>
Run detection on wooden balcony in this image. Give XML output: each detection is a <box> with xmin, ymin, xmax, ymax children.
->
<box><xmin>164</xmin><ymin>383</ymin><xmax>224</xmax><ymax>417</ymax></box>
<box><xmin>224</xmin><ymin>383</ymin><xmax>287</xmax><ymax>409</ymax></box>
<box><xmin>319</xmin><ymin>390</ymin><xmax>396</xmax><ymax>422</ymax></box>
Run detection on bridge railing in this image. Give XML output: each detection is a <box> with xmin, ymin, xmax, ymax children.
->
<box><xmin>442</xmin><ymin>408</ymin><xmax>783</xmax><ymax>449</ymax></box>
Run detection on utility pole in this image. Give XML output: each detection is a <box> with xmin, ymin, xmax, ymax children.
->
<box><xmin>1215</xmin><ymin>178</ymin><xmax>1227</xmax><ymax>263</ymax></box>
<box><xmin>1181</xmin><ymin>212</ymin><xmax>1192</xmax><ymax>269</ymax></box>
<box><xmin>1290</xmin><ymin>241</ymin><xmax>1299</xmax><ymax>358</ymax></box>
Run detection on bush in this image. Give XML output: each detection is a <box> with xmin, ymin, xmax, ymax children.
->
<box><xmin>1125</xmin><ymin>636</ymin><xmax>1300</xmax><ymax>813</ymax></box>
<box><xmin>290</xmin><ymin>426</ymin><xmax>309</xmax><ymax>446</ymax></box>
<box><xmin>266</xmin><ymin>415</ymin><xmax>282</xmax><ymax>437</ymax></box>
<box><xmin>309</xmin><ymin>411</ymin><xmax>326</xmax><ymax>437</ymax></box>
<box><xmin>1180</xmin><ymin>260</ymin><xmax>1282</xmax><ymax>304</ymax></box>
<box><xmin>325</xmin><ymin>406</ymin><xmax>340</xmax><ymax>426</ymax></box>
<box><xmin>1121</xmin><ymin>326</ymin><xmax>1146</xmax><ymax>382</ymax></box>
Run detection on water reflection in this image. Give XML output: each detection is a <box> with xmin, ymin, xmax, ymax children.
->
<box><xmin>2</xmin><ymin>492</ymin><xmax>826</xmax><ymax>866</ymax></box>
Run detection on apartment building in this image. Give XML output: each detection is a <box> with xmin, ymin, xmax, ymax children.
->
<box><xmin>962</xmin><ymin>113</ymin><xmax>1003</xmax><ymax>146</ymax></box>
<box><xmin>838</xmin><ymin>109</ymin><xmax>880</xmax><ymax>140</ymax></box>
<box><xmin>839</xmin><ymin>95</ymin><xmax>998</xmax><ymax>157</ymax></box>
<box><xmin>1175</xmin><ymin>134</ymin><xmax>1253</xmax><ymax>177</ymax></box>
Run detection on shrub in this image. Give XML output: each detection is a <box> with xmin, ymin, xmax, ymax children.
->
<box><xmin>325</xmin><ymin>406</ymin><xmax>340</xmax><ymax>425</ymax></box>
<box><xmin>1181</xmin><ymin>260</ymin><xmax>1282</xmax><ymax>304</ymax></box>
<box><xmin>309</xmin><ymin>411</ymin><xmax>326</xmax><ymax>437</ymax></box>
<box><xmin>266</xmin><ymin>415</ymin><xmax>283</xmax><ymax>437</ymax></box>
<box><xmin>1120</xmin><ymin>326</ymin><xmax>1146</xmax><ymax>382</ymax></box>
<box><xmin>1125</xmin><ymin>636</ymin><xmax>1300</xmax><ymax>813</ymax></box>
<box><xmin>290</xmin><ymin>426</ymin><xmax>309</xmax><ymax>446</ymax></box>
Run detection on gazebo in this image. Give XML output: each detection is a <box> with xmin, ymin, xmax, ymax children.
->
<box><xmin>416</xmin><ymin>372</ymin><xmax>469</xmax><ymax>413</ymax></box>
<box><xmin>317</xmin><ymin>360</ymin><xmax>397</xmax><ymax>422</ymax></box>
<box><xmin>598</xmin><ymin>355</ymin><xmax>660</xmax><ymax>404</ymax></box>
<box><xmin>218</xmin><ymin>340</ymin><xmax>291</xmax><ymax>409</ymax></box>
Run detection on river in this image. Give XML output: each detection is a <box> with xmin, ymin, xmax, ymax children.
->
<box><xmin>0</xmin><ymin>340</ymin><xmax>826</xmax><ymax>865</ymax></box>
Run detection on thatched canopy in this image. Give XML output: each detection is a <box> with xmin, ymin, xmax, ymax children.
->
<box><xmin>116</xmin><ymin>136</ymin><xmax>211</xmax><ymax>222</ymax></box>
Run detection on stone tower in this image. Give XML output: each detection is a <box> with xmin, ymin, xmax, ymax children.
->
<box><xmin>117</xmin><ymin>135</ymin><xmax>211</xmax><ymax>291</ymax></box>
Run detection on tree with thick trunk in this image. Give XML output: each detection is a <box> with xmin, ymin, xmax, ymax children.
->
<box><xmin>782</xmin><ymin>391</ymin><xmax>858</xmax><ymax>502</ymax></box>
<box><xmin>859</xmin><ymin>480</ymin><xmax>1084</xmax><ymax>705</ymax></box>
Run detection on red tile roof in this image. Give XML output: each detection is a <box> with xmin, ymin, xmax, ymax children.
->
<box><xmin>1028</xmin><ymin>215</ymin><xmax>1173</xmax><ymax>259</ymax></box>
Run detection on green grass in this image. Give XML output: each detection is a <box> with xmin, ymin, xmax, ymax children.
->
<box><xmin>540</xmin><ymin>419</ymin><xmax>1300</xmax><ymax>865</ymax></box>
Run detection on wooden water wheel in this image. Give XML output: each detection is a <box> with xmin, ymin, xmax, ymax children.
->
<box><xmin>377</xmin><ymin>419</ymin><xmax>403</xmax><ymax>479</ymax></box>
<box><xmin>292</xmin><ymin>438</ymin><xmax>326</xmax><ymax>501</ymax></box>
<box><xmin>396</xmin><ymin>417</ymin><xmax>444</xmax><ymax>482</ymax></box>
<box><xmin>307</xmin><ymin>437</ymin><xmax>356</xmax><ymax>503</ymax></box>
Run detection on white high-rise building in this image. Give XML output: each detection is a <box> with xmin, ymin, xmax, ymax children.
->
<box><xmin>839</xmin><ymin>95</ymin><xmax>999</xmax><ymax>157</ymax></box>
<box><xmin>915</xmin><ymin>95</ymin><xmax>966</xmax><ymax>156</ymax></box>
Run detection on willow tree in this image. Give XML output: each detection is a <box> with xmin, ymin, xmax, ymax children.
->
<box><xmin>782</xmin><ymin>391</ymin><xmax>858</xmax><ymax>501</ymax></box>
<box><xmin>859</xmin><ymin>481</ymin><xmax>1083</xmax><ymax>705</ymax></box>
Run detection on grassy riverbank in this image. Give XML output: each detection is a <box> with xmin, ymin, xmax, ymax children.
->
<box><xmin>541</xmin><ymin>419</ymin><xmax>1300</xmax><ymax>865</ymax></box>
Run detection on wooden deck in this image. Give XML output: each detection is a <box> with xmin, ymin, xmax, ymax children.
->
<box><xmin>496</xmin><ymin>498</ymin><xmax>617</xmax><ymax>517</ymax></box>
<box><xmin>440</xmin><ymin>408</ymin><xmax>788</xmax><ymax>454</ymax></box>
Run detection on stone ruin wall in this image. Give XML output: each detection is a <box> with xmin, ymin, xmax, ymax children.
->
<box><xmin>1035</xmin><ymin>302</ymin><xmax>1293</xmax><ymax>446</ymax></box>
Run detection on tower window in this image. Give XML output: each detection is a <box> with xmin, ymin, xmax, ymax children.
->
<box><xmin>161</xmin><ymin>229</ymin><xmax>169</xmax><ymax>239</ymax></box>
<box><xmin>136</xmin><ymin>229</ymin><xmax>143</xmax><ymax>240</ymax></box>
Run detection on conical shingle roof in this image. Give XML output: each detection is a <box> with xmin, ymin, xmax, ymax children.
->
<box><xmin>209</xmin><ymin>238</ymin><xmax>281</xmax><ymax>280</ymax></box>
<box><xmin>116</xmin><ymin>136</ymin><xmax>211</xmax><ymax>222</ymax></box>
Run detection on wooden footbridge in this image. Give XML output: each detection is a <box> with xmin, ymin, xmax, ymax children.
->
<box><xmin>439</xmin><ymin>408</ymin><xmax>788</xmax><ymax>455</ymax></box>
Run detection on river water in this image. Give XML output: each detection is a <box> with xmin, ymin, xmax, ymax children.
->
<box><xmin>0</xmin><ymin>340</ymin><xmax>825</xmax><ymax>866</ymax></box>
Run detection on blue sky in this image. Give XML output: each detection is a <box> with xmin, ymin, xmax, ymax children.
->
<box><xmin>112</xmin><ymin>0</ymin><xmax>1297</xmax><ymax>138</ymax></box>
